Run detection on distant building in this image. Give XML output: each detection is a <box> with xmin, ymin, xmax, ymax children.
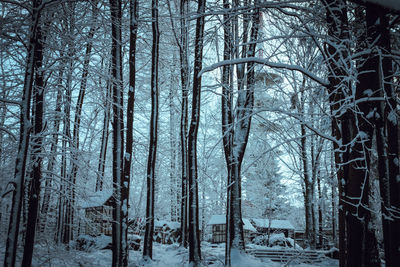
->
<box><xmin>207</xmin><ymin>215</ymin><xmax>257</xmax><ymax>243</ymax></box>
<box><xmin>251</xmin><ymin>218</ymin><xmax>295</xmax><ymax>238</ymax></box>
<box><xmin>80</xmin><ymin>190</ymin><xmax>113</xmax><ymax>236</ymax></box>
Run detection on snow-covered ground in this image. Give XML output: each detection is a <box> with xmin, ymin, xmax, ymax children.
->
<box><xmin>0</xmin><ymin>241</ymin><xmax>339</xmax><ymax>267</ymax></box>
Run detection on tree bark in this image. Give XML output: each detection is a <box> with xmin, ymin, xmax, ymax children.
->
<box><xmin>4</xmin><ymin>0</ymin><xmax>42</xmax><ymax>266</ymax></box>
<box><xmin>366</xmin><ymin>3</ymin><xmax>400</xmax><ymax>266</ymax></box>
<box><xmin>21</xmin><ymin>9</ymin><xmax>44</xmax><ymax>266</ymax></box>
<box><xmin>121</xmin><ymin>0</ymin><xmax>138</xmax><ymax>265</ymax></box>
<box><xmin>109</xmin><ymin>0</ymin><xmax>124</xmax><ymax>265</ymax></box>
<box><xmin>223</xmin><ymin>2</ymin><xmax>260</xmax><ymax>265</ymax></box>
<box><xmin>188</xmin><ymin>0</ymin><xmax>206</xmax><ymax>264</ymax></box>
<box><xmin>179</xmin><ymin>0</ymin><xmax>189</xmax><ymax>248</ymax></box>
<box><xmin>143</xmin><ymin>0</ymin><xmax>159</xmax><ymax>260</ymax></box>
<box><xmin>40</xmin><ymin>52</ymin><xmax>65</xmax><ymax>231</ymax></box>
<box><xmin>323</xmin><ymin>1</ymin><xmax>350</xmax><ymax>264</ymax></box>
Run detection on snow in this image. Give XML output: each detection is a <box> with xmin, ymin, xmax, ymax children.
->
<box><xmin>207</xmin><ymin>215</ymin><xmax>225</xmax><ymax>225</ymax></box>
<box><xmin>0</xmin><ymin>238</ymin><xmax>338</xmax><ymax>266</ymax></box>
<box><xmin>243</xmin><ymin>219</ymin><xmax>257</xmax><ymax>232</ymax></box>
<box><xmin>363</xmin><ymin>89</ymin><xmax>373</xmax><ymax>97</ymax></box>
<box><xmin>154</xmin><ymin>220</ymin><xmax>180</xmax><ymax>230</ymax></box>
<box><xmin>251</xmin><ymin>218</ymin><xmax>295</xmax><ymax>230</ymax></box>
<box><xmin>80</xmin><ymin>190</ymin><xmax>113</xmax><ymax>208</ymax></box>
<box><xmin>207</xmin><ymin>215</ymin><xmax>256</xmax><ymax>232</ymax></box>
<box><xmin>388</xmin><ymin>110</ymin><xmax>397</xmax><ymax>125</ymax></box>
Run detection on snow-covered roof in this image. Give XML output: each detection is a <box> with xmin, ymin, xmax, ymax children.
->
<box><xmin>207</xmin><ymin>215</ymin><xmax>226</xmax><ymax>225</ymax></box>
<box><xmin>154</xmin><ymin>220</ymin><xmax>180</xmax><ymax>230</ymax></box>
<box><xmin>243</xmin><ymin>218</ymin><xmax>257</xmax><ymax>232</ymax></box>
<box><xmin>251</xmin><ymin>219</ymin><xmax>294</xmax><ymax>230</ymax></box>
<box><xmin>80</xmin><ymin>190</ymin><xmax>113</xmax><ymax>209</ymax></box>
<box><xmin>207</xmin><ymin>215</ymin><xmax>256</xmax><ymax>232</ymax></box>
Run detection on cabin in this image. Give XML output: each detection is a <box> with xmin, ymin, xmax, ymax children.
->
<box><xmin>80</xmin><ymin>190</ymin><xmax>113</xmax><ymax>236</ymax></box>
<box><xmin>251</xmin><ymin>218</ymin><xmax>295</xmax><ymax>238</ymax></box>
<box><xmin>154</xmin><ymin>220</ymin><xmax>181</xmax><ymax>244</ymax></box>
<box><xmin>207</xmin><ymin>215</ymin><xmax>257</xmax><ymax>243</ymax></box>
<box><xmin>294</xmin><ymin>228</ymin><xmax>336</xmax><ymax>248</ymax></box>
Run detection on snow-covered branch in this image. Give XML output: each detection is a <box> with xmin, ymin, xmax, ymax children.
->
<box><xmin>199</xmin><ymin>57</ymin><xmax>329</xmax><ymax>87</ymax></box>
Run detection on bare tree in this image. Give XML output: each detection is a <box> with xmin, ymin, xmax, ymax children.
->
<box><xmin>109</xmin><ymin>0</ymin><xmax>124</xmax><ymax>265</ymax></box>
<box><xmin>220</xmin><ymin>1</ymin><xmax>260</xmax><ymax>264</ymax></box>
<box><xmin>121</xmin><ymin>0</ymin><xmax>138</xmax><ymax>265</ymax></box>
<box><xmin>4</xmin><ymin>0</ymin><xmax>43</xmax><ymax>265</ymax></box>
<box><xmin>187</xmin><ymin>0</ymin><xmax>206</xmax><ymax>265</ymax></box>
<box><xmin>143</xmin><ymin>0</ymin><xmax>159</xmax><ymax>260</ymax></box>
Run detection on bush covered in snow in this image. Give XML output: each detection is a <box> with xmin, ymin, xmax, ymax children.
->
<box><xmin>73</xmin><ymin>235</ymin><xmax>112</xmax><ymax>251</ymax></box>
<box><xmin>252</xmin><ymin>233</ymin><xmax>298</xmax><ymax>249</ymax></box>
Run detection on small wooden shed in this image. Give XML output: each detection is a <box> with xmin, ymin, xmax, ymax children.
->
<box><xmin>81</xmin><ymin>190</ymin><xmax>113</xmax><ymax>236</ymax></box>
<box><xmin>207</xmin><ymin>215</ymin><xmax>257</xmax><ymax>243</ymax></box>
<box><xmin>251</xmin><ymin>218</ymin><xmax>295</xmax><ymax>238</ymax></box>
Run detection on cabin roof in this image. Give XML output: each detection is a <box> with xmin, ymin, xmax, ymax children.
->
<box><xmin>243</xmin><ymin>218</ymin><xmax>257</xmax><ymax>232</ymax></box>
<box><xmin>80</xmin><ymin>190</ymin><xmax>113</xmax><ymax>209</ymax></box>
<box><xmin>251</xmin><ymin>218</ymin><xmax>295</xmax><ymax>230</ymax></box>
<box><xmin>207</xmin><ymin>215</ymin><xmax>257</xmax><ymax>232</ymax></box>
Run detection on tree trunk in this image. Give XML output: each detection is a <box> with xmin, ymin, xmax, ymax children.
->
<box><xmin>221</xmin><ymin>0</ymin><xmax>233</xmax><ymax>261</ymax></box>
<box><xmin>188</xmin><ymin>0</ymin><xmax>206</xmax><ymax>264</ymax></box>
<box><xmin>109</xmin><ymin>0</ymin><xmax>124</xmax><ymax>265</ymax></box>
<box><xmin>96</xmin><ymin>64</ymin><xmax>111</xmax><ymax>192</ymax></box>
<box><xmin>170</xmin><ymin>53</ymin><xmax>178</xmax><ymax>222</ymax></box>
<box><xmin>21</xmin><ymin>10</ymin><xmax>44</xmax><ymax>266</ymax></box>
<box><xmin>365</xmin><ymin>4</ymin><xmax>400</xmax><ymax>266</ymax></box>
<box><xmin>40</xmin><ymin>54</ymin><xmax>65</xmax><ymax>231</ymax></box>
<box><xmin>120</xmin><ymin>0</ymin><xmax>138</xmax><ymax>265</ymax></box>
<box><xmin>4</xmin><ymin>0</ymin><xmax>42</xmax><ymax>265</ymax></box>
<box><xmin>323</xmin><ymin>1</ymin><xmax>350</xmax><ymax>264</ymax></box>
<box><xmin>223</xmin><ymin>3</ymin><xmax>260</xmax><ymax>265</ymax></box>
<box><xmin>143</xmin><ymin>0</ymin><xmax>159</xmax><ymax>260</ymax></box>
<box><xmin>179</xmin><ymin>0</ymin><xmax>189</xmax><ymax>248</ymax></box>
<box><xmin>343</xmin><ymin>5</ymin><xmax>379</xmax><ymax>265</ymax></box>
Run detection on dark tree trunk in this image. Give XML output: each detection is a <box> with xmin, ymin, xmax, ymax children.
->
<box><xmin>21</xmin><ymin>12</ymin><xmax>44</xmax><ymax>266</ymax></box>
<box><xmin>109</xmin><ymin>0</ymin><xmax>124</xmax><ymax>265</ymax></box>
<box><xmin>40</xmin><ymin>55</ymin><xmax>64</xmax><ymax>231</ymax></box>
<box><xmin>4</xmin><ymin>0</ymin><xmax>42</xmax><ymax>265</ymax></box>
<box><xmin>343</xmin><ymin>5</ymin><xmax>379</xmax><ymax>266</ymax></box>
<box><xmin>365</xmin><ymin>3</ymin><xmax>400</xmax><ymax>266</ymax></box>
<box><xmin>223</xmin><ymin>2</ymin><xmax>260</xmax><ymax>265</ymax></box>
<box><xmin>323</xmin><ymin>1</ymin><xmax>350</xmax><ymax>264</ymax></box>
<box><xmin>96</xmin><ymin>68</ymin><xmax>111</xmax><ymax>192</ymax></box>
<box><xmin>143</xmin><ymin>0</ymin><xmax>159</xmax><ymax>260</ymax></box>
<box><xmin>301</xmin><ymin>118</ymin><xmax>315</xmax><ymax>249</ymax></box>
<box><xmin>188</xmin><ymin>0</ymin><xmax>206</xmax><ymax>265</ymax></box>
<box><xmin>121</xmin><ymin>0</ymin><xmax>138</xmax><ymax>265</ymax></box>
<box><xmin>221</xmin><ymin>0</ymin><xmax>233</xmax><ymax>261</ymax></box>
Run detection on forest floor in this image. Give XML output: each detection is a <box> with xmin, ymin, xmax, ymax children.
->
<box><xmin>0</xmin><ymin>240</ymin><xmax>339</xmax><ymax>266</ymax></box>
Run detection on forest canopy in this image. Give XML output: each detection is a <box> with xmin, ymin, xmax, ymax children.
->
<box><xmin>0</xmin><ymin>0</ymin><xmax>399</xmax><ymax>266</ymax></box>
